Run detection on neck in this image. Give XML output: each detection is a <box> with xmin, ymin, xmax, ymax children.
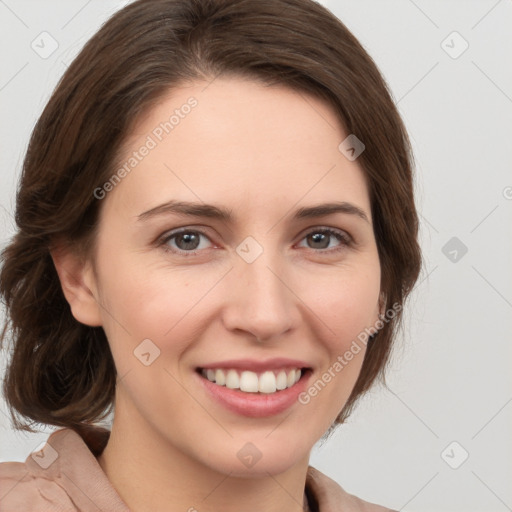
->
<box><xmin>97</xmin><ymin>397</ymin><xmax>310</xmax><ymax>512</ymax></box>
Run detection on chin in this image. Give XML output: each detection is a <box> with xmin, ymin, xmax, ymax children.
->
<box><xmin>210</xmin><ymin>437</ymin><xmax>310</xmax><ymax>478</ymax></box>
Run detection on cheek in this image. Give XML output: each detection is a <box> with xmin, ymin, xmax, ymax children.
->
<box><xmin>296</xmin><ymin>261</ymin><xmax>381</xmax><ymax>342</ymax></box>
<box><xmin>96</xmin><ymin>251</ymin><xmax>225</xmax><ymax>355</ymax></box>
<box><xmin>296</xmin><ymin>267</ymin><xmax>380</xmax><ymax>417</ymax></box>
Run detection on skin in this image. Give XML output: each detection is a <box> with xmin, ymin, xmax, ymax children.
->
<box><xmin>52</xmin><ymin>76</ymin><xmax>382</xmax><ymax>512</ymax></box>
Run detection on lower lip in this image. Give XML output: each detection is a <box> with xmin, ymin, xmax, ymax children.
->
<box><xmin>195</xmin><ymin>369</ymin><xmax>312</xmax><ymax>418</ymax></box>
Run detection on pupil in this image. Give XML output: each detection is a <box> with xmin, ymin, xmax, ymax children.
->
<box><xmin>309</xmin><ymin>233</ymin><xmax>328</xmax><ymax>249</ymax></box>
<box><xmin>178</xmin><ymin>232</ymin><xmax>199</xmax><ymax>250</ymax></box>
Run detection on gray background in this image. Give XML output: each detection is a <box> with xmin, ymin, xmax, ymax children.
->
<box><xmin>1</xmin><ymin>1</ymin><xmax>511</xmax><ymax>511</ymax></box>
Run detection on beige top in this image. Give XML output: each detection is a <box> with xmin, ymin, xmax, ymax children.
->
<box><xmin>0</xmin><ymin>426</ymin><xmax>396</xmax><ymax>511</ymax></box>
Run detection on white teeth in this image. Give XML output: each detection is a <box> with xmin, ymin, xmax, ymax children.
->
<box><xmin>225</xmin><ymin>369</ymin><xmax>239</xmax><ymax>389</ymax></box>
<box><xmin>276</xmin><ymin>370</ymin><xmax>287</xmax><ymax>390</ymax></box>
<box><xmin>215</xmin><ymin>369</ymin><xmax>226</xmax><ymax>386</ymax></box>
<box><xmin>240</xmin><ymin>371</ymin><xmax>259</xmax><ymax>392</ymax></box>
<box><xmin>259</xmin><ymin>371</ymin><xmax>276</xmax><ymax>393</ymax></box>
<box><xmin>200</xmin><ymin>368</ymin><xmax>303</xmax><ymax>394</ymax></box>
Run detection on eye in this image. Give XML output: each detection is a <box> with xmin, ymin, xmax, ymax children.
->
<box><xmin>158</xmin><ymin>226</ymin><xmax>352</xmax><ymax>257</ymax></box>
<box><xmin>160</xmin><ymin>229</ymin><xmax>214</xmax><ymax>256</ymax></box>
<box><xmin>297</xmin><ymin>228</ymin><xmax>352</xmax><ymax>252</ymax></box>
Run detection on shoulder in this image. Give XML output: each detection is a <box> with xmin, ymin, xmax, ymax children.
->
<box><xmin>0</xmin><ymin>426</ymin><xmax>126</xmax><ymax>512</ymax></box>
<box><xmin>0</xmin><ymin>459</ymin><xmax>78</xmax><ymax>511</ymax></box>
<box><xmin>306</xmin><ymin>466</ymin><xmax>397</xmax><ymax>512</ymax></box>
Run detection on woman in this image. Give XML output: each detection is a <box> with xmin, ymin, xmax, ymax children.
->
<box><xmin>0</xmin><ymin>0</ymin><xmax>421</xmax><ymax>510</ymax></box>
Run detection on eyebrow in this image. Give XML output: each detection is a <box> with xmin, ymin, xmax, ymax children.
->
<box><xmin>137</xmin><ymin>200</ymin><xmax>370</xmax><ymax>224</ymax></box>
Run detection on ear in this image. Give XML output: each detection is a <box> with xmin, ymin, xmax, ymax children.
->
<box><xmin>50</xmin><ymin>242</ymin><xmax>103</xmax><ymax>327</ymax></box>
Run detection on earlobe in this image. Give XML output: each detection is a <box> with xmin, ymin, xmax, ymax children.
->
<box><xmin>50</xmin><ymin>243</ymin><xmax>103</xmax><ymax>327</ymax></box>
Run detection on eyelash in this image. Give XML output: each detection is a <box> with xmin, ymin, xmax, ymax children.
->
<box><xmin>157</xmin><ymin>227</ymin><xmax>352</xmax><ymax>257</ymax></box>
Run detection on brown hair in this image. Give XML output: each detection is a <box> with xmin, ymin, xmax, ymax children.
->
<box><xmin>0</xmin><ymin>0</ymin><xmax>421</xmax><ymax>434</ymax></box>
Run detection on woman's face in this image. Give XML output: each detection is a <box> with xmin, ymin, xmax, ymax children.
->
<box><xmin>85</xmin><ymin>77</ymin><xmax>381</xmax><ymax>476</ymax></box>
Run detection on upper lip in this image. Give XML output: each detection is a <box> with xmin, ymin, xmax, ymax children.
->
<box><xmin>197</xmin><ymin>358</ymin><xmax>312</xmax><ymax>372</ymax></box>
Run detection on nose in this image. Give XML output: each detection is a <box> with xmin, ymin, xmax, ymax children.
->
<box><xmin>221</xmin><ymin>248</ymin><xmax>299</xmax><ymax>342</ymax></box>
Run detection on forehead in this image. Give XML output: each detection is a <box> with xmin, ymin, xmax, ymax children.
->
<box><xmin>105</xmin><ymin>76</ymin><xmax>371</xmax><ymax>223</ymax></box>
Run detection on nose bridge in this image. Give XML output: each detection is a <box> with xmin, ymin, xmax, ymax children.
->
<box><xmin>223</xmin><ymin>236</ymin><xmax>297</xmax><ymax>340</ymax></box>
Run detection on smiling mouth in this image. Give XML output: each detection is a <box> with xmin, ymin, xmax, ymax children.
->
<box><xmin>196</xmin><ymin>367</ymin><xmax>311</xmax><ymax>394</ymax></box>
